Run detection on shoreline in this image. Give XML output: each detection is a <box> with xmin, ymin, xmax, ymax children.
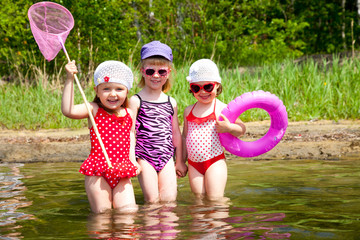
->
<box><xmin>0</xmin><ymin>120</ymin><xmax>359</xmax><ymax>163</ymax></box>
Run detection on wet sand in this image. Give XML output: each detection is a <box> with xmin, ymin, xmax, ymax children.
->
<box><xmin>0</xmin><ymin>120</ymin><xmax>359</xmax><ymax>163</ymax></box>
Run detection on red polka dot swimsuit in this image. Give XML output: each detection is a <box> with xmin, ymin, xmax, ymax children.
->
<box><xmin>186</xmin><ymin>100</ymin><xmax>225</xmax><ymax>175</ymax></box>
<box><xmin>79</xmin><ymin>107</ymin><xmax>137</xmax><ymax>189</ymax></box>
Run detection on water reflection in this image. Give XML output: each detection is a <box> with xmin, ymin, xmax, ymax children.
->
<box><xmin>87</xmin><ymin>202</ymin><xmax>180</xmax><ymax>239</ymax></box>
<box><xmin>137</xmin><ymin>203</ymin><xmax>180</xmax><ymax>239</ymax></box>
<box><xmin>1</xmin><ymin>160</ymin><xmax>360</xmax><ymax>239</ymax></box>
<box><xmin>86</xmin><ymin>196</ymin><xmax>290</xmax><ymax>239</ymax></box>
<box><xmin>224</xmin><ymin>208</ymin><xmax>291</xmax><ymax>239</ymax></box>
<box><xmin>87</xmin><ymin>209</ymin><xmax>140</xmax><ymax>239</ymax></box>
<box><xmin>188</xmin><ymin>197</ymin><xmax>232</xmax><ymax>239</ymax></box>
<box><xmin>0</xmin><ymin>163</ymin><xmax>34</xmax><ymax>239</ymax></box>
<box><xmin>188</xmin><ymin>198</ymin><xmax>290</xmax><ymax>239</ymax></box>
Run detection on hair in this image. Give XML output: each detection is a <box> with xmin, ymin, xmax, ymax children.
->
<box><xmin>138</xmin><ymin>56</ymin><xmax>174</xmax><ymax>93</ymax></box>
<box><xmin>189</xmin><ymin>83</ymin><xmax>223</xmax><ymax>96</ymax></box>
<box><xmin>93</xmin><ymin>94</ymin><xmax>129</xmax><ymax>114</ymax></box>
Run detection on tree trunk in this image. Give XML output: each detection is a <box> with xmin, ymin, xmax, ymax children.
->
<box><xmin>132</xmin><ymin>1</ymin><xmax>142</xmax><ymax>42</ymax></box>
<box><xmin>358</xmin><ymin>0</ymin><xmax>360</xmax><ymax>25</ymax></box>
<box><xmin>341</xmin><ymin>0</ymin><xmax>347</xmax><ymax>50</ymax></box>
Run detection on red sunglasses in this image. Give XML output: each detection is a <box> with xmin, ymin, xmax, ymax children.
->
<box><xmin>190</xmin><ymin>83</ymin><xmax>216</xmax><ymax>93</ymax></box>
<box><xmin>143</xmin><ymin>67</ymin><xmax>169</xmax><ymax>77</ymax></box>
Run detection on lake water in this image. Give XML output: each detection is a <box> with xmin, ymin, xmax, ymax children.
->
<box><xmin>0</xmin><ymin>159</ymin><xmax>359</xmax><ymax>239</ymax></box>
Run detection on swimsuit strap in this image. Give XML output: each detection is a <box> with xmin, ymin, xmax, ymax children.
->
<box><xmin>98</xmin><ymin>106</ymin><xmax>129</xmax><ymax>118</ymax></box>
<box><xmin>187</xmin><ymin>99</ymin><xmax>217</xmax><ymax>124</ymax></box>
<box><xmin>190</xmin><ymin>99</ymin><xmax>217</xmax><ymax>115</ymax></box>
<box><xmin>135</xmin><ymin>94</ymin><xmax>142</xmax><ymax>100</ymax></box>
<box><xmin>167</xmin><ymin>95</ymin><xmax>174</xmax><ymax>115</ymax></box>
<box><xmin>135</xmin><ymin>94</ymin><xmax>142</xmax><ymax>118</ymax></box>
<box><xmin>189</xmin><ymin>102</ymin><xmax>198</xmax><ymax>113</ymax></box>
<box><xmin>135</xmin><ymin>94</ymin><xmax>143</xmax><ymax>105</ymax></box>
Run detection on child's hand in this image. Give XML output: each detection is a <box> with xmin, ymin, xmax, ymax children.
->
<box><xmin>134</xmin><ymin>161</ymin><xmax>142</xmax><ymax>175</ymax></box>
<box><xmin>216</xmin><ymin>114</ymin><xmax>246</xmax><ymax>137</ymax></box>
<box><xmin>65</xmin><ymin>60</ymin><xmax>78</xmax><ymax>80</ymax></box>
<box><xmin>175</xmin><ymin>161</ymin><xmax>188</xmax><ymax>178</ymax></box>
<box><xmin>215</xmin><ymin>114</ymin><xmax>232</xmax><ymax>133</ymax></box>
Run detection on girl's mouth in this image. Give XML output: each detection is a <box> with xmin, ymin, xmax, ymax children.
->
<box><xmin>199</xmin><ymin>94</ymin><xmax>211</xmax><ymax>100</ymax></box>
<box><xmin>107</xmin><ymin>99</ymin><xmax>119</xmax><ymax>104</ymax></box>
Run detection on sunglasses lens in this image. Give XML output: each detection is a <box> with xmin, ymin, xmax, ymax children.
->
<box><xmin>145</xmin><ymin>69</ymin><xmax>155</xmax><ymax>76</ymax></box>
<box><xmin>203</xmin><ymin>83</ymin><xmax>214</xmax><ymax>92</ymax></box>
<box><xmin>190</xmin><ymin>85</ymin><xmax>200</xmax><ymax>93</ymax></box>
<box><xmin>158</xmin><ymin>69</ymin><xmax>168</xmax><ymax>76</ymax></box>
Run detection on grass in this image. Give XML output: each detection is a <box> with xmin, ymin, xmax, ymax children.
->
<box><xmin>1</xmin><ymin>56</ymin><xmax>359</xmax><ymax>129</ymax></box>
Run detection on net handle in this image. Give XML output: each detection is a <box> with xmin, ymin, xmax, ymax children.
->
<box><xmin>59</xmin><ymin>37</ymin><xmax>113</xmax><ymax>169</ymax></box>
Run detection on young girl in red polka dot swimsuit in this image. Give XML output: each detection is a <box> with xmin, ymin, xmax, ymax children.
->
<box><xmin>182</xmin><ymin>59</ymin><xmax>246</xmax><ymax>201</ymax></box>
<box><xmin>62</xmin><ymin>60</ymin><xmax>141</xmax><ymax>213</ymax></box>
<box><xmin>79</xmin><ymin>107</ymin><xmax>136</xmax><ymax>187</ymax></box>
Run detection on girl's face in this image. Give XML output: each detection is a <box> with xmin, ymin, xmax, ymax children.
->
<box><xmin>190</xmin><ymin>81</ymin><xmax>219</xmax><ymax>104</ymax></box>
<box><xmin>141</xmin><ymin>64</ymin><xmax>170</xmax><ymax>91</ymax></box>
<box><xmin>95</xmin><ymin>82</ymin><xmax>128</xmax><ymax>111</ymax></box>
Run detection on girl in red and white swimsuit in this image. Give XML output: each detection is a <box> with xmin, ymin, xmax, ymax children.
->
<box><xmin>62</xmin><ymin>60</ymin><xmax>141</xmax><ymax>213</ymax></box>
<box><xmin>182</xmin><ymin>59</ymin><xmax>246</xmax><ymax>200</ymax></box>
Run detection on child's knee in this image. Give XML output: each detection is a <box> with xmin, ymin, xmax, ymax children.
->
<box><xmin>160</xmin><ymin>190</ymin><xmax>177</xmax><ymax>202</ymax></box>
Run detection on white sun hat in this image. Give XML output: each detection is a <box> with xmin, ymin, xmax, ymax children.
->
<box><xmin>94</xmin><ymin>60</ymin><xmax>134</xmax><ymax>90</ymax></box>
<box><xmin>186</xmin><ymin>59</ymin><xmax>221</xmax><ymax>84</ymax></box>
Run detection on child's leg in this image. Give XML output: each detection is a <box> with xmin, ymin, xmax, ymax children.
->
<box><xmin>85</xmin><ymin>176</ymin><xmax>112</xmax><ymax>213</ymax></box>
<box><xmin>112</xmin><ymin>178</ymin><xmax>137</xmax><ymax>211</ymax></box>
<box><xmin>188</xmin><ymin>165</ymin><xmax>206</xmax><ymax>197</ymax></box>
<box><xmin>204</xmin><ymin>159</ymin><xmax>227</xmax><ymax>200</ymax></box>
<box><xmin>137</xmin><ymin>159</ymin><xmax>160</xmax><ymax>203</ymax></box>
<box><xmin>158</xmin><ymin>158</ymin><xmax>177</xmax><ymax>202</ymax></box>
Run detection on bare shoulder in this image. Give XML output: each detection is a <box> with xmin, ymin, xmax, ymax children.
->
<box><xmin>169</xmin><ymin>96</ymin><xmax>178</xmax><ymax>108</ymax></box>
<box><xmin>183</xmin><ymin>104</ymin><xmax>194</xmax><ymax>117</ymax></box>
<box><xmin>126</xmin><ymin>107</ymin><xmax>136</xmax><ymax>119</ymax></box>
<box><xmin>216</xmin><ymin>99</ymin><xmax>227</xmax><ymax>109</ymax></box>
<box><xmin>127</xmin><ymin>107</ymin><xmax>134</xmax><ymax>115</ymax></box>
<box><xmin>129</xmin><ymin>94</ymin><xmax>140</xmax><ymax>109</ymax></box>
<box><xmin>89</xmin><ymin>101</ymin><xmax>98</xmax><ymax>115</ymax></box>
<box><xmin>129</xmin><ymin>94</ymin><xmax>140</xmax><ymax>102</ymax></box>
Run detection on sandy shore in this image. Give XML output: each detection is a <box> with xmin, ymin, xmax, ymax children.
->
<box><xmin>0</xmin><ymin>120</ymin><xmax>359</xmax><ymax>163</ymax></box>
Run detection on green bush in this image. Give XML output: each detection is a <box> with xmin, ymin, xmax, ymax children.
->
<box><xmin>2</xmin><ymin>0</ymin><xmax>359</xmax><ymax>84</ymax></box>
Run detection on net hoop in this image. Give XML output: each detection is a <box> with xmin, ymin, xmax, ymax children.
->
<box><xmin>28</xmin><ymin>1</ymin><xmax>74</xmax><ymax>61</ymax></box>
<box><xmin>28</xmin><ymin>1</ymin><xmax>74</xmax><ymax>35</ymax></box>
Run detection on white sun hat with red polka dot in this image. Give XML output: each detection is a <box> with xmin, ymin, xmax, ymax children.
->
<box><xmin>186</xmin><ymin>59</ymin><xmax>221</xmax><ymax>84</ymax></box>
<box><xmin>94</xmin><ymin>60</ymin><xmax>134</xmax><ymax>89</ymax></box>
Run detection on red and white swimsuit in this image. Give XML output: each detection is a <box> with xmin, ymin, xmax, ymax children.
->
<box><xmin>186</xmin><ymin>100</ymin><xmax>225</xmax><ymax>175</ymax></box>
<box><xmin>79</xmin><ymin>107</ymin><xmax>137</xmax><ymax>189</ymax></box>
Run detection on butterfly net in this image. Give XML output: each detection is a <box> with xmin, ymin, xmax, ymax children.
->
<box><xmin>28</xmin><ymin>2</ymin><xmax>74</xmax><ymax>61</ymax></box>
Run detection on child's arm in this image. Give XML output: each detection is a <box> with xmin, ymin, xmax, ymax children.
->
<box><xmin>171</xmin><ymin>98</ymin><xmax>187</xmax><ymax>178</ymax></box>
<box><xmin>215</xmin><ymin>101</ymin><xmax>246</xmax><ymax>138</ymax></box>
<box><xmin>181</xmin><ymin>106</ymin><xmax>191</xmax><ymax>170</ymax></box>
<box><xmin>128</xmin><ymin>95</ymin><xmax>140</xmax><ymax>117</ymax></box>
<box><xmin>61</xmin><ymin>60</ymin><xmax>92</xmax><ymax>119</ymax></box>
<box><xmin>216</xmin><ymin>114</ymin><xmax>246</xmax><ymax>138</ymax></box>
<box><xmin>128</xmin><ymin>108</ymin><xmax>141</xmax><ymax>175</ymax></box>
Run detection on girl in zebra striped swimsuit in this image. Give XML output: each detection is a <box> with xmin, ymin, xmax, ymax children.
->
<box><xmin>129</xmin><ymin>41</ymin><xmax>187</xmax><ymax>203</ymax></box>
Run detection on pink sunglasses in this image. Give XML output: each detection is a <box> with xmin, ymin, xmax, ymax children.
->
<box><xmin>142</xmin><ymin>67</ymin><xmax>169</xmax><ymax>77</ymax></box>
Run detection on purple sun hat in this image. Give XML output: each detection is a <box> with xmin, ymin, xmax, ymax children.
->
<box><xmin>140</xmin><ymin>41</ymin><xmax>173</xmax><ymax>62</ymax></box>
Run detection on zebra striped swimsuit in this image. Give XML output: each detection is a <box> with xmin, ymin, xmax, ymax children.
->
<box><xmin>135</xmin><ymin>94</ymin><xmax>175</xmax><ymax>172</ymax></box>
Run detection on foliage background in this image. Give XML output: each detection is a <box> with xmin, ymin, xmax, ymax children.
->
<box><xmin>1</xmin><ymin>0</ymin><xmax>360</xmax><ymax>129</ymax></box>
<box><xmin>1</xmin><ymin>0</ymin><xmax>360</xmax><ymax>82</ymax></box>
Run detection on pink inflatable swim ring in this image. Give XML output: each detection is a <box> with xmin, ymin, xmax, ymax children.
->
<box><xmin>219</xmin><ymin>90</ymin><xmax>288</xmax><ymax>157</ymax></box>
